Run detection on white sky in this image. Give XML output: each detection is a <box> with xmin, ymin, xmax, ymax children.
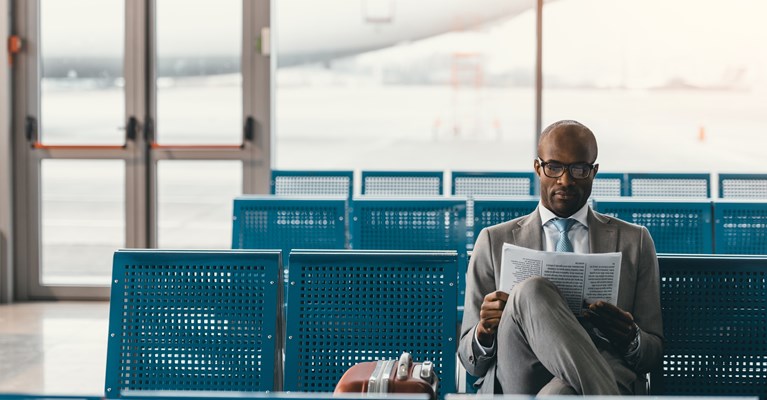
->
<box><xmin>353</xmin><ymin>0</ymin><xmax>767</xmax><ymax>89</ymax></box>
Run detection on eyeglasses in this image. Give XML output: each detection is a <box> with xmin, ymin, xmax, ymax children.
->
<box><xmin>536</xmin><ymin>158</ymin><xmax>597</xmax><ymax>180</ymax></box>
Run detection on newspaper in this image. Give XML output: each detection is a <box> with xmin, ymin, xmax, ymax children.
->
<box><xmin>499</xmin><ymin>243</ymin><xmax>622</xmax><ymax>314</ymax></box>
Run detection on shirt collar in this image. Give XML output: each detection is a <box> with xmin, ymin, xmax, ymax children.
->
<box><xmin>538</xmin><ymin>201</ymin><xmax>590</xmax><ymax>228</ymax></box>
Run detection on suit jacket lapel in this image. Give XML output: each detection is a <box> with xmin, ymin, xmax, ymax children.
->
<box><xmin>512</xmin><ymin>208</ymin><xmax>544</xmax><ymax>251</ymax></box>
<box><xmin>589</xmin><ymin>207</ymin><xmax>617</xmax><ymax>253</ymax></box>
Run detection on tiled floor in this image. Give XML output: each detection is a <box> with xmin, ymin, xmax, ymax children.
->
<box><xmin>0</xmin><ymin>301</ymin><xmax>109</xmax><ymax>396</ymax></box>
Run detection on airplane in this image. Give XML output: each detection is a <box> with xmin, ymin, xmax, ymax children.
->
<box><xmin>41</xmin><ymin>0</ymin><xmax>543</xmax><ymax>78</ymax></box>
<box><xmin>277</xmin><ymin>0</ymin><xmax>541</xmax><ymax>66</ymax></box>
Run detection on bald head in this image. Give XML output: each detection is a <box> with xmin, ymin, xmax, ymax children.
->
<box><xmin>535</xmin><ymin>120</ymin><xmax>599</xmax><ymax>217</ymax></box>
<box><xmin>538</xmin><ymin>120</ymin><xmax>598</xmax><ymax>160</ymax></box>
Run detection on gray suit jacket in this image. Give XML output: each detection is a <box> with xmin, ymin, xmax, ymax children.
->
<box><xmin>458</xmin><ymin>206</ymin><xmax>664</xmax><ymax>393</ymax></box>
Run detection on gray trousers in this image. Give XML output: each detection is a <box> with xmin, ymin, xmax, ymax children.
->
<box><xmin>496</xmin><ymin>276</ymin><xmax>622</xmax><ymax>395</ymax></box>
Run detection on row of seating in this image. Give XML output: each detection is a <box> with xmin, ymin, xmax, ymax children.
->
<box><xmin>272</xmin><ymin>170</ymin><xmax>767</xmax><ymax>199</ymax></box>
<box><xmin>103</xmin><ymin>250</ymin><xmax>767</xmax><ymax>399</ymax></box>
<box><xmin>478</xmin><ymin>197</ymin><xmax>767</xmax><ymax>255</ymax></box>
<box><xmin>105</xmin><ymin>249</ymin><xmax>458</xmax><ymax>399</ymax></box>
<box><xmin>231</xmin><ymin>195</ymin><xmax>767</xmax><ymax>321</ymax></box>
<box><xmin>233</xmin><ymin>195</ymin><xmax>767</xmax><ymax>255</ymax></box>
<box><xmin>231</xmin><ymin>196</ymin><xmax>469</xmax><ymax>306</ymax></box>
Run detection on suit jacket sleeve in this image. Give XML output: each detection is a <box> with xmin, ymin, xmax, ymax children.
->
<box><xmin>632</xmin><ymin>226</ymin><xmax>664</xmax><ymax>373</ymax></box>
<box><xmin>458</xmin><ymin>227</ymin><xmax>498</xmax><ymax>377</ymax></box>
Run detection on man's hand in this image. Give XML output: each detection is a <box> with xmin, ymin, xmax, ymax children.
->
<box><xmin>476</xmin><ymin>290</ymin><xmax>509</xmax><ymax>347</ymax></box>
<box><xmin>582</xmin><ymin>300</ymin><xmax>638</xmax><ymax>353</ymax></box>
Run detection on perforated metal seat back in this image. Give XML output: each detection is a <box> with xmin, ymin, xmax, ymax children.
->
<box><xmin>232</xmin><ymin>197</ymin><xmax>347</xmax><ymax>251</ymax></box>
<box><xmin>451</xmin><ymin>172</ymin><xmax>535</xmax><ymax>245</ymax></box>
<box><xmin>451</xmin><ymin>172</ymin><xmax>535</xmax><ymax>198</ymax></box>
<box><xmin>351</xmin><ymin>199</ymin><xmax>466</xmax><ymax>252</ymax></box>
<box><xmin>351</xmin><ymin>198</ymin><xmax>466</xmax><ymax>307</ymax></box>
<box><xmin>271</xmin><ymin>170</ymin><xmax>354</xmax><ymax>203</ymax></box>
<box><xmin>591</xmin><ymin>173</ymin><xmax>626</xmax><ymax>198</ymax></box>
<box><xmin>719</xmin><ymin>174</ymin><xmax>767</xmax><ymax>199</ymax></box>
<box><xmin>472</xmin><ymin>198</ymin><xmax>538</xmax><ymax>243</ymax></box>
<box><xmin>714</xmin><ymin>201</ymin><xmax>767</xmax><ymax>254</ymax></box>
<box><xmin>591</xmin><ymin>179</ymin><xmax>623</xmax><ymax>198</ymax></box>
<box><xmin>627</xmin><ymin>173</ymin><xmax>711</xmax><ymax>198</ymax></box>
<box><xmin>284</xmin><ymin>250</ymin><xmax>458</xmax><ymax>398</ymax></box>
<box><xmin>655</xmin><ymin>256</ymin><xmax>767</xmax><ymax>397</ymax></box>
<box><xmin>105</xmin><ymin>250</ymin><xmax>282</xmax><ymax>397</ymax></box>
<box><xmin>361</xmin><ymin>171</ymin><xmax>444</xmax><ymax>197</ymax></box>
<box><xmin>593</xmin><ymin>199</ymin><xmax>713</xmax><ymax>254</ymax></box>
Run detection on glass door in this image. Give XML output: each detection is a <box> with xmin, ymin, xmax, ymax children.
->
<box><xmin>149</xmin><ymin>0</ymin><xmax>251</xmax><ymax>249</ymax></box>
<box><xmin>13</xmin><ymin>0</ymin><xmax>134</xmax><ymax>298</ymax></box>
<box><xmin>13</xmin><ymin>0</ymin><xmax>272</xmax><ymax>299</ymax></box>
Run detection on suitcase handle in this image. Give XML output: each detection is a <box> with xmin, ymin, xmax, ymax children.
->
<box><xmin>420</xmin><ymin>361</ymin><xmax>434</xmax><ymax>382</ymax></box>
<box><xmin>396</xmin><ymin>352</ymin><xmax>413</xmax><ymax>381</ymax></box>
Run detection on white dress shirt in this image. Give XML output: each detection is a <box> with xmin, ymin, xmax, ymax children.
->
<box><xmin>538</xmin><ymin>202</ymin><xmax>590</xmax><ymax>253</ymax></box>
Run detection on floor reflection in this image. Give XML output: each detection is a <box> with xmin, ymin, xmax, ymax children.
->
<box><xmin>0</xmin><ymin>302</ymin><xmax>108</xmax><ymax>395</ymax></box>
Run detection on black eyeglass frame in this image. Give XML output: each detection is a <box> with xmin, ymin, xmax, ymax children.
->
<box><xmin>535</xmin><ymin>157</ymin><xmax>598</xmax><ymax>180</ymax></box>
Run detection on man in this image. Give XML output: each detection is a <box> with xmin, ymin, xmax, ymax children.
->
<box><xmin>458</xmin><ymin>120</ymin><xmax>663</xmax><ymax>395</ymax></box>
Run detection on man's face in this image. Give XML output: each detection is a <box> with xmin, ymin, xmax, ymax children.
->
<box><xmin>535</xmin><ymin>127</ymin><xmax>598</xmax><ymax>217</ymax></box>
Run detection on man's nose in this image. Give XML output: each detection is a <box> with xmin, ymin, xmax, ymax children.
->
<box><xmin>557</xmin><ymin>169</ymin><xmax>575</xmax><ymax>185</ymax></box>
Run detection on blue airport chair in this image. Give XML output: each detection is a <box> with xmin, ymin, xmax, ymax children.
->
<box><xmin>231</xmin><ymin>196</ymin><xmax>347</xmax><ymax>289</ymax></box>
<box><xmin>653</xmin><ymin>255</ymin><xmax>767</xmax><ymax>398</ymax></box>
<box><xmin>361</xmin><ymin>171</ymin><xmax>444</xmax><ymax>196</ymax></box>
<box><xmin>284</xmin><ymin>250</ymin><xmax>458</xmax><ymax>398</ymax></box>
<box><xmin>713</xmin><ymin>200</ymin><xmax>767</xmax><ymax>254</ymax></box>
<box><xmin>627</xmin><ymin>173</ymin><xmax>711</xmax><ymax>198</ymax></box>
<box><xmin>350</xmin><ymin>198</ymin><xmax>466</xmax><ymax>312</ymax></box>
<box><xmin>718</xmin><ymin>173</ymin><xmax>767</xmax><ymax>199</ymax></box>
<box><xmin>472</xmin><ymin>198</ymin><xmax>539</xmax><ymax>243</ymax></box>
<box><xmin>270</xmin><ymin>170</ymin><xmax>354</xmax><ymax>204</ymax></box>
<box><xmin>450</xmin><ymin>171</ymin><xmax>535</xmax><ymax>197</ymax></box>
<box><xmin>231</xmin><ymin>196</ymin><xmax>347</xmax><ymax>253</ymax></box>
<box><xmin>591</xmin><ymin>172</ymin><xmax>627</xmax><ymax>198</ymax></box>
<box><xmin>350</xmin><ymin>198</ymin><xmax>466</xmax><ymax>254</ymax></box>
<box><xmin>451</xmin><ymin>172</ymin><xmax>536</xmax><ymax>250</ymax></box>
<box><xmin>105</xmin><ymin>250</ymin><xmax>283</xmax><ymax>397</ymax></box>
<box><xmin>592</xmin><ymin>199</ymin><xmax>713</xmax><ymax>254</ymax></box>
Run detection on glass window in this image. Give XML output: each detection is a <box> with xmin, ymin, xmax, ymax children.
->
<box><xmin>156</xmin><ymin>0</ymin><xmax>242</xmax><ymax>145</ymax></box>
<box><xmin>276</xmin><ymin>0</ymin><xmax>537</xmax><ymax>170</ymax></box>
<box><xmin>157</xmin><ymin>161</ymin><xmax>242</xmax><ymax>249</ymax></box>
<box><xmin>41</xmin><ymin>160</ymin><xmax>125</xmax><ymax>285</ymax></box>
<box><xmin>543</xmin><ymin>0</ymin><xmax>767</xmax><ymax>173</ymax></box>
<box><xmin>40</xmin><ymin>0</ymin><xmax>124</xmax><ymax>145</ymax></box>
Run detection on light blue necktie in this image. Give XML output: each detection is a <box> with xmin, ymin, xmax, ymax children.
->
<box><xmin>552</xmin><ymin>218</ymin><xmax>576</xmax><ymax>252</ymax></box>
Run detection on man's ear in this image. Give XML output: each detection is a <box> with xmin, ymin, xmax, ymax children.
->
<box><xmin>592</xmin><ymin>163</ymin><xmax>600</xmax><ymax>177</ymax></box>
<box><xmin>534</xmin><ymin>159</ymin><xmax>542</xmax><ymax>177</ymax></box>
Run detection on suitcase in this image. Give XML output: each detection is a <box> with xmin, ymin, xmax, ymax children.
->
<box><xmin>334</xmin><ymin>352</ymin><xmax>439</xmax><ymax>399</ymax></box>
